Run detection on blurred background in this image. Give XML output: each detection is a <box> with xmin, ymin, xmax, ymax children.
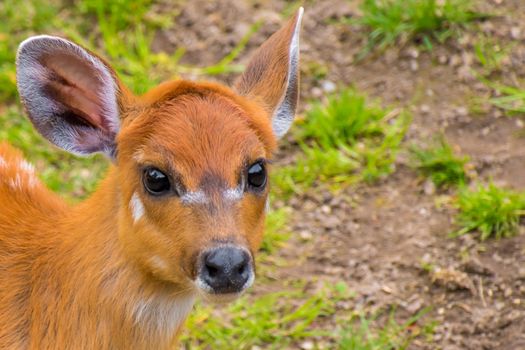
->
<box><xmin>1</xmin><ymin>0</ymin><xmax>525</xmax><ymax>348</ymax></box>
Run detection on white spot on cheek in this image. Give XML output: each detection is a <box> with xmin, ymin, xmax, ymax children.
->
<box><xmin>223</xmin><ymin>186</ymin><xmax>243</xmax><ymax>201</ymax></box>
<box><xmin>130</xmin><ymin>192</ymin><xmax>145</xmax><ymax>223</ymax></box>
<box><xmin>180</xmin><ymin>190</ymin><xmax>209</xmax><ymax>205</ymax></box>
<box><xmin>19</xmin><ymin>160</ymin><xmax>35</xmax><ymax>174</ymax></box>
<box><xmin>1</xmin><ymin>158</ymin><xmax>38</xmax><ymax>190</ymax></box>
<box><xmin>19</xmin><ymin>160</ymin><xmax>37</xmax><ymax>188</ymax></box>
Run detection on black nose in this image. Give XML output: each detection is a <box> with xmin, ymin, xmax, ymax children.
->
<box><xmin>200</xmin><ymin>247</ymin><xmax>252</xmax><ymax>294</ymax></box>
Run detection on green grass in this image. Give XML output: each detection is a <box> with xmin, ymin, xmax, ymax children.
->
<box><xmin>73</xmin><ymin>0</ymin><xmax>182</xmax><ymax>94</ymax></box>
<box><xmin>477</xmin><ymin>78</ymin><xmax>525</xmax><ymax>117</ymax></box>
<box><xmin>489</xmin><ymin>83</ymin><xmax>525</xmax><ymax>115</ymax></box>
<box><xmin>260</xmin><ymin>207</ymin><xmax>291</xmax><ymax>255</ymax></box>
<box><xmin>299</xmin><ymin>89</ymin><xmax>387</xmax><ymax>149</ymax></box>
<box><xmin>452</xmin><ymin>182</ymin><xmax>525</xmax><ymax>240</ymax></box>
<box><xmin>473</xmin><ymin>34</ymin><xmax>514</xmax><ymax>76</ymax></box>
<box><xmin>473</xmin><ymin>35</ymin><xmax>524</xmax><ymax>117</ymax></box>
<box><xmin>183</xmin><ymin>283</ymin><xmax>340</xmax><ymax>349</ymax></box>
<box><xmin>409</xmin><ymin>136</ymin><xmax>470</xmax><ymax>189</ymax></box>
<box><xmin>183</xmin><ymin>281</ymin><xmax>431</xmax><ymax>349</ymax></box>
<box><xmin>351</xmin><ymin>0</ymin><xmax>484</xmax><ymax>54</ymax></box>
<box><xmin>274</xmin><ymin>88</ymin><xmax>411</xmax><ymax>196</ymax></box>
<box><xmin>0</xmin><ymin>0</ymin><xmax>61</xmax><ymax>101</ymax></box>
<box><xmin>177</xmin><ymin>21</ymin><xmax>263</xmax><ymax>76</ymax></box>
<box><xmin>472</xmin><ymin>36</ymin><xmax>524</xmax><ymax>117</ymax></box>
<box><xmin>338</xmin><ymin>308</ymin><xmax>434</xmax><ymax>350</ymax></box>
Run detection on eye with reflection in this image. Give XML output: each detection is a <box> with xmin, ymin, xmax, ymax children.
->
<box><xmin>246</xmin><ymin>160</ymin><xmax>267</xmax><ymax>191</ymax></box>
<box><xmin>143</xmin><ymin>167</ymin><xmax>171</xmax><ymax>195</ymax></box>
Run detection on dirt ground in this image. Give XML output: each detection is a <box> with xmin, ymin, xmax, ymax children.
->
<box><xmin>162</xmin><ymin>0</ymin><xmax>525</xmax><ymax>348</ymax></box>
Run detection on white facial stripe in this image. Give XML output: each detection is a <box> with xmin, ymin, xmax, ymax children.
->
<box><xmin>180</xmin><ymin>190</ymin><xmax>209</xmax><ymax>205</ymax></box>
<box><xmin>130</xmin><ymin>192</ymin><xmax>145</xmax><ymax>223</ymax></box>
<box><xmin>223</xmin><ymin>186</ymin><xmax>243</xmax><ymax>201</ymax></box>
<box><xmin>0</xmin><ymin>156</ymin><xmax>6</xmax><ymax>167</ymax></box>
<box><xmin>181</xmin><ymin>186</ymin><xmax>245</xmax><ymax>205</ymax></box>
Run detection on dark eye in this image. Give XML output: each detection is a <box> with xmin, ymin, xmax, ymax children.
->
<box><xmin>143</xmin><ymin>167</ymin><xmax>171</xmax><ymax>195</ymax></box>
<box><xmin>247</xmin><ymin>161</ymin><xmax>267</xmax><ymax>190</ymax></box>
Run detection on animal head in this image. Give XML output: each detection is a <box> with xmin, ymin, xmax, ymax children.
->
<box><xmin>15</xmin><ymin>8</ymin><xmax>303</xmax><ymax>301</ymax></box>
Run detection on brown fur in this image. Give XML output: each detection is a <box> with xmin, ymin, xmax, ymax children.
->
<box><xmin>0</xmin><ymin>10</ymin><xmax>301</xmax><ymax>350</ymax></box>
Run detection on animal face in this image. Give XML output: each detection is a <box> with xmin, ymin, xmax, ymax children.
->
<box><xmin>116</xmin><ymin>85</ymin><xmax>276</xmax><ymax>299</ymax></box>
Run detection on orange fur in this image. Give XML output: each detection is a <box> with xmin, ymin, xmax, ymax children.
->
<box><xmin>0</xmin><ymin>10</ymin><xmax>302</xmax><ymax>350</ymax></box>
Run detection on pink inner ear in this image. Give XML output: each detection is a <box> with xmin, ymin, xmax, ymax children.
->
<box><xmin>42</xmin><ymin>53</ymin><xmax>108</xmax><ymax>130</ymax></box>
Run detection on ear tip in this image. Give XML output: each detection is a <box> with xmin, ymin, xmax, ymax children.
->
<box><xmin>16</xmin><ymin>35</ymin><xmax>69</xmax><ymax>63</ymax></box>
<box><xmin>295</xmin><ymin>7</ymin><xmax>304</xmax><ymax>23</ymax></box>
<box><xmin>291</xmin><ymin>7</ymin><xmax>304</xmax><ymax>35</ymax></box>
<box><xmin>18</xmin><ymin>35</ymin><xmax>63</xmax><ymax>51</ymax></box>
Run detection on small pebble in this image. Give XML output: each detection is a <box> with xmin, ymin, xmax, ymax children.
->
<box><xmin>322</xmin><ymin>80</ymin><xmax>336</xmax><ymax>93</ymax></box>
<box><xmin>300</xmin><ymin>230</ymin><xmax>313</xmax><ymax>241</ymax></box>
<box><xmin>510</xmin><ymin>27</ymin><xmax>521</xmax><ymax>40</ymax></box>
<box><xmin>300</xmin><ymin>341</ymin><xmax>314</xmax><ymax>350</ymax></box>
<box><xmin>456</xmin><ymin>107</ymin><xmax>468</xmax><ymax>117</ymax></box>
<box><xmin>311</xmin><ymin>87</ymin><xmax>323</xmax><ymax>98</ymax></box>
<box><xmin>410</xmin><ymin>60</ymin><xmax>419</xmax><ymax>71</ymax></box>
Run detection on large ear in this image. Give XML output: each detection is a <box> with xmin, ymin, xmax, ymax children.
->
<box><xmin>235</xmin><ymin>8</ymin><xmax>304</xmax><ymax>139</ymax></box>
<box><xmin>16</xmin><ymin>35</ymin><xmax>120</xmax><ymax>158</ymax></box>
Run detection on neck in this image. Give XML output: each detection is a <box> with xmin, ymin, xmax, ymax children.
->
<box><xmin>53</xmin><ymin>167</ymin><xmax>195</xmax><ymax>349</ymax></box>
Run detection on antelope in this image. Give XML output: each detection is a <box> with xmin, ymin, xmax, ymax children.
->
<box><xmin>0</xmin><ymin>8</ymin><xmax>303</xmax><ymax>349</ymax></box>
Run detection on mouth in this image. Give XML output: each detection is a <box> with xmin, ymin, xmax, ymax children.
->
<box><xmin>195</xmin><ymin>273</ymin><xmax>255</xmax><ymax>303</ymax></box>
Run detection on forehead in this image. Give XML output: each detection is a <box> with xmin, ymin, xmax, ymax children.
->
<box><xmin>121</xmin><ymin>90</ymin><xmax>272</xmax><ymax>189</ymax></box>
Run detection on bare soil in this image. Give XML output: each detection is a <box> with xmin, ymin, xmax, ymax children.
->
<box><xmin>163</xmin><ymin>0</ymin><xmax>525</xmax><ymax>348</ymax></box>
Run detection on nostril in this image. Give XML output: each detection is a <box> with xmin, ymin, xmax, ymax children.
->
<box><xmin>206</xmin><ymin>263</ymin><xmax>219</xmax><ymax>278</ymax></box>
<box><xmin>237</xmin><ymin>264</ymin><xmax>245</xmax><ymax>276</ymax></box>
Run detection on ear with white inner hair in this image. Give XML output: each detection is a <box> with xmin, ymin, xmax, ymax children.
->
<box><xmin>235</xmin><ymin>7</ymin><xmax>304</xmax><ymax>139</ymax></box>
<box><xmin>16</xmin><ymin>35</ymin><xmax>120</xmax><ymax>158</ymax></box>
